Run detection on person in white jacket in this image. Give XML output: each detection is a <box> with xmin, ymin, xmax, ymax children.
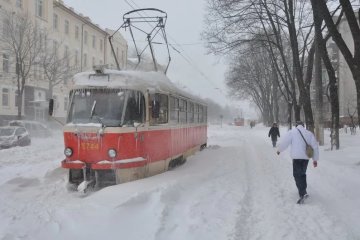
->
<box><xmin>276</xmin><ymin>121</ymin><xmax>319</xmax><ymax>202</ymax></box>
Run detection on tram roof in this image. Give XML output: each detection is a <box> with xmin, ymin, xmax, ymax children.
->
<box><xmin>72</xmin><ymin>69</ymin><xmax>206</xmax><ymax>104</ymax></box>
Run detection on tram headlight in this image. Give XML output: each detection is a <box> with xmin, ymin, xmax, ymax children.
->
<box><xmin>64</xmin><ymin>147</ymin><xmax>73</xmax><ymax>157</ymax></box>
<box><xmin>108</xmin><ymin>149</ymin><xmax>117</xmax><ymax>158</ymax></box>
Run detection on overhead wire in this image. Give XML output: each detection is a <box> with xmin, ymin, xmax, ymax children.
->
<box><xmin>123</xmin><ymin>0</ymin><xmax>227</xmax><ymax>97</ymax></box>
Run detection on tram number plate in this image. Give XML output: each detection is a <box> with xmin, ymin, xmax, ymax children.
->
<box><xmin>81</xmin><ymin>142</ymin><xmax>99</xmax><ymax>151</ymax></box>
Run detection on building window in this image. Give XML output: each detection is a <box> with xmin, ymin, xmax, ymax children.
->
<box><xmin>92</xmin><ymin>35</ymin><xmax>96</xmax><ymax>49</ymax></box>
<box><xmin>64</xmin><ymin>46</ymin><xmax>70</xmax><ymax>70</ymax></box>
<box><xmin>35</xmin><ymin>0</ymin><xmax>44</xmax><ymax>18</ymax></box>
<box><xmin>53</xmin><ymin>14</ymin><xmax>58</xmax><ymax>30</ymax></box>
<box><xmin>83</xmin><ymin>53</ymin><xmax>87</xmax><ymax>67</ymax></box>
<box><xmin>53</xmin><ymin>95</ymin><xmax>58</xmax><ymax>114</ymax></box>
<box><xmin>2</xmin><ymin>88</ymin><xmax>9</xmax><ymax>107</ymax></box>
<box><xmin>3</xmin><ymin>19</ymin><xmax>9</xmax><ymax>37</ymax></box>
<box><xmin>122</xmin><ymin>51</ymin><xmax>125</xmax><ymax>67</ymax></box>
<box><xmin>2</xmin><ymin>54</ymin><xmax>9</xmax><ymax>73</ymax></box>
<box><xmin>53</xmin><ymin>40</ymin><xmax>58</xmax><ymax>56</ymax></box>
<box><xmin>74</xmin><ymin>50</ymin><xmax>79</xmax><ymax>66</ymax></box>
<box><xmin>33</xmin><ymin>65</ymin><xmax>38</xmax><ymax>79</ymax></box>
<box><xmin>16</xmin><ymin>0</ymin><xmax>23</xmax><ymax>9</ymax></box>
<box><xmin>64</xmin><ymin>97</ymin><xmax>68</xmax><ymax>111</ymax></box>
<box><xmin>64</xmin><ymin>20</ymin><xmax>69</xmax><ymax>35</ymax></box>
<box><xmin>75</xmin><ymin>26</ymin><xmax>79</xmax><ymax>39</ymax></box>
<box><xmin>100</xmin><ymin>39</ymin><xmax>103</xmax><ymax>52</ymax></box>
<box><xmin>64</xmin><ymin>45</ymin><xmax>69</xmax><ymax>58</ymax></box>
<box><xmin>92</xmin><ymin>57</ymin><xmax>95</xmax><ymax>67</ymax></box>
<box><xmin>15</xmin><ymin>90</ymin><xmax>19</xmax><ymax>107</ymax></box>
<box><xmin>84</xmin><ymin>31</ymin><xmax>88</xmax><ymax>45</ymax></box>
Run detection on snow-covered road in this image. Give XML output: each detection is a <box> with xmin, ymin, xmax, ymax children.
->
<box><xmin>0</xmin><ymin>125</ymin><xmax>359</xmax><ymax>240</ymax></box>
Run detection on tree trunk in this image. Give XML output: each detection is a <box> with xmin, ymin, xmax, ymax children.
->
<box><xmin>317</xmin><ymin>19</ymin><xmax>341</xmax><ymax>149</ymax></box>
<box><xmin>303</xmin><ymin>90</ymin><xmax>315</xmax><ymax>133</ymax></box>
<box><xmin>294</xmin><ymin>104</ymin><xmax>301</xmax><ymax>122</ymax></box>
<box><xmin>272</xmin><ymin>64</ymin><xmax>279</xmax><ymax>123</ymax></box>
<box><xmin>16</xmin><ymin>74</ymin><xmax>23</xmax><ymax>120</ymax></box>
<box><xmin>288</xmin><ymin>102</ymin><xmax>293</xmax><ymax>129</ymax></box>
<box><xmin>286</xmin><ymin>0</ymin><xmax>314</xmax><ymax>128</ymax></box>
<box><xmin>312</xmin><ymin>0</ymin><xmax>324</xmax><ymax>140</ymax></box>
<box><xmin>356</xmin><ymin>74</ymin><xmax>360</xmax><ymax>126</ymax></box>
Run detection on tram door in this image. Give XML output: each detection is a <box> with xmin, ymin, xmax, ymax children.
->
<box><xmin>127</xmin><ymin>91</ymin><xmax>146</xmax><ymax>159</ymax></box>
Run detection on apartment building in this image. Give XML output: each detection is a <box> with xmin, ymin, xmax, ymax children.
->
<box><xmin>0</xmin><ymin>0</ymin><xmax>128</xmax><ymax>124</ymax></box>
<box><xmin>335</xmin><ymin>16</ymin><xmax>358</xmax><ymax>121</ymax></box>
<box><xmin>309</xmin><ymin>14</ymin><xmax>359</xmax><ymax>126</ymax></box>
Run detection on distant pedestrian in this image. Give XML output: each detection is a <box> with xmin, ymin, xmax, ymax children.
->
<box><xmin>268</xmin><ymin>123</ymin><xmax>280</xmax><ymax>147</ymax></box>
<box><xmin>276</xmin><ymin>120</ymin><xmax>319</xmax><ymax>204</ymax></box>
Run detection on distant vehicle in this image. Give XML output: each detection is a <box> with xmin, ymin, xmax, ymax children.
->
<box><xmin>8</xmin><ymin>120</ymin><xmax>52</xmax><ymax>138</ymax></box>
<box><xmin>234</xmin><ymin>117</ymin><xmax>244</xmax><ymax>126</ymax></box>
<box><xmin>0</xmin><ymin>126</ymin><xmax>31</xmax><ymax>149</ymax></box>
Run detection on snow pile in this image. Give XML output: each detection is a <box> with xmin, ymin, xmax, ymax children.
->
<box><xmin>0</xmin><ymin>125</ymin><xmax>359</xmax><ymax>239</ymax></box>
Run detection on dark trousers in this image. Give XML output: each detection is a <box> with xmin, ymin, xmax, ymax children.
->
<box><xmin>271</xmin><ymin>137</ymin><xmax>277</xmax><ymax>147</ymax></box>
<box><xmin>292</xmin><ymin>159</ymin><xmax>309</xmax><ymax>197</ymax></box>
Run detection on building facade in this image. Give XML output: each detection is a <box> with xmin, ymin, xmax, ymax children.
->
<box><xmin>335</xmin><ymin>16</ymin><xmax>358</xmax><ymax>122</ymax></box>
<box><xmin>0</xmin><ymin>0</ymin><xmax>128</xmax><ymax>124</ymax></box>
<box><xmin>310</xmin><ymin>14</ymin><xmax>359</xmax><ymax>126</ymax></box>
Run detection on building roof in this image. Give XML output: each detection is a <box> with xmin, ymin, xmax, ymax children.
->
<box><xmin>53</xmin><ymin>0</ymin><xmax>108</xmax><ymax>35</ymax></box>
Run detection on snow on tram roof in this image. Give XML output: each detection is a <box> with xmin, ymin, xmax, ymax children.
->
<box><xmin>73</xmin><ymin>69</ymin><xmax>206</xmax><ymax>104</ymax></box>
<box><xmin>73</xmin><ymin>70</ymin><xmax>173</xmax><ymax>90</ymax></box>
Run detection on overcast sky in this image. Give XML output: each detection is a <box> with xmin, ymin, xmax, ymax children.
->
<box><xmin>62</xmin><ymin>0</ymin><xmax>255</xmax><ymax>117</ymax></box>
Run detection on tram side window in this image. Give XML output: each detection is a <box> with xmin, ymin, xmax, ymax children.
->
<box><xmin>199</xmin><ymin>105</ymin><xmax>204</xmax><ymax>123</ymax></box>
<box><xmin>124</xmin><ymin>91</ymin><xmax>145</xmax><ymax>125</ymax></box>
<box><xmin>170</xmin><ymin>96</ymin><xmax>179</xmax><ymax>123</ymax></box>
<box><xmin>204</xmin><ymin>106</ymin><xmax>208</xmax><ymax>123</ymax></box>
<box><xmin>194</xmin><ymin>104</ymin><xmax>199</xmax><ymax>123</ymax></box>
<box><xmin>188</xmin><ymin>102</ymin><xmax>194</xmax><ymax>123</ymax></box>
<box><xmin>150</xmin><ymin>93</ymin><xmax>168</xmax><ymax>125</ymax></box>
<box><xmin>179</xmin><ymin>99</ymin><xmax>187</xmax><ymax>124</ymax></box>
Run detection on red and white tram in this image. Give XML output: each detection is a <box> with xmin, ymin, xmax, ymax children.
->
<box><xmin>59</xmin><ymin>67</ymin><xmax>207</xmax><ymax>189</ymax></box>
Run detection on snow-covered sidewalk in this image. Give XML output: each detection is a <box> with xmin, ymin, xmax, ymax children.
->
<box><xmin>0</xmin><ymin>125</ymin><xmax>359</xmax><ymax>240</ymax></box>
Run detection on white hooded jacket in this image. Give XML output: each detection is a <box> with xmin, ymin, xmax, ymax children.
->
<box><xmin>277</xmin><ymin>125</ymin><xmax>319</xmax><ymax>161</ymax></box>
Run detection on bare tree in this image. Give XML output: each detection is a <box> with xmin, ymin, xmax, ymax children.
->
<box><xmin>311</xmin><ymin>1</ymin><xmax>349</xmax><ymax>149</ymax></box>
<box><xmin>226</xmin><ymin>42</ymin><xmax>276</xmax><ymax>125</ymax></box>
<box><xmin>203</xmin><ymin>0</ymin><xmax>316</xmax><ymax>130</ymax></box>
<box><xmin>317</xmin><ymin>0</ymin><xmax>360</xmax><ymax>126</ymax></box>
<box><xmin>0</xmin><ymin>11</ymin><xmax>42</xmax><ymax>119</ymax></box>
<box><xmin>39</xmin><ymin>35</ymin><xmax>76</xmax><ymax>101</ymax></box>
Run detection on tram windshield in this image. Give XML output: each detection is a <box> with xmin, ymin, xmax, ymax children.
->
<box><xmin>67</xmin><ymin>89</ymin><xmax>145</xmax><ymax>127</ymax></box>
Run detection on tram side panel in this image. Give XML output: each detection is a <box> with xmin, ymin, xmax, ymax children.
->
<box><xmin>143</xmin><ymin>128</ymin><xmax>171</xmax><ymax>176</ymax></box>
<box><xmin>141</xmin><ymin>124</ymin><xmax>207</xmax><ymax>178</ymax></box>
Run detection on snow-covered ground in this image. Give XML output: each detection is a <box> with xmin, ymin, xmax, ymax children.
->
<box><xmin>0</xmin><ymin>125</ymin><xmax>359</xmax><ymax>240</ymax></box>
